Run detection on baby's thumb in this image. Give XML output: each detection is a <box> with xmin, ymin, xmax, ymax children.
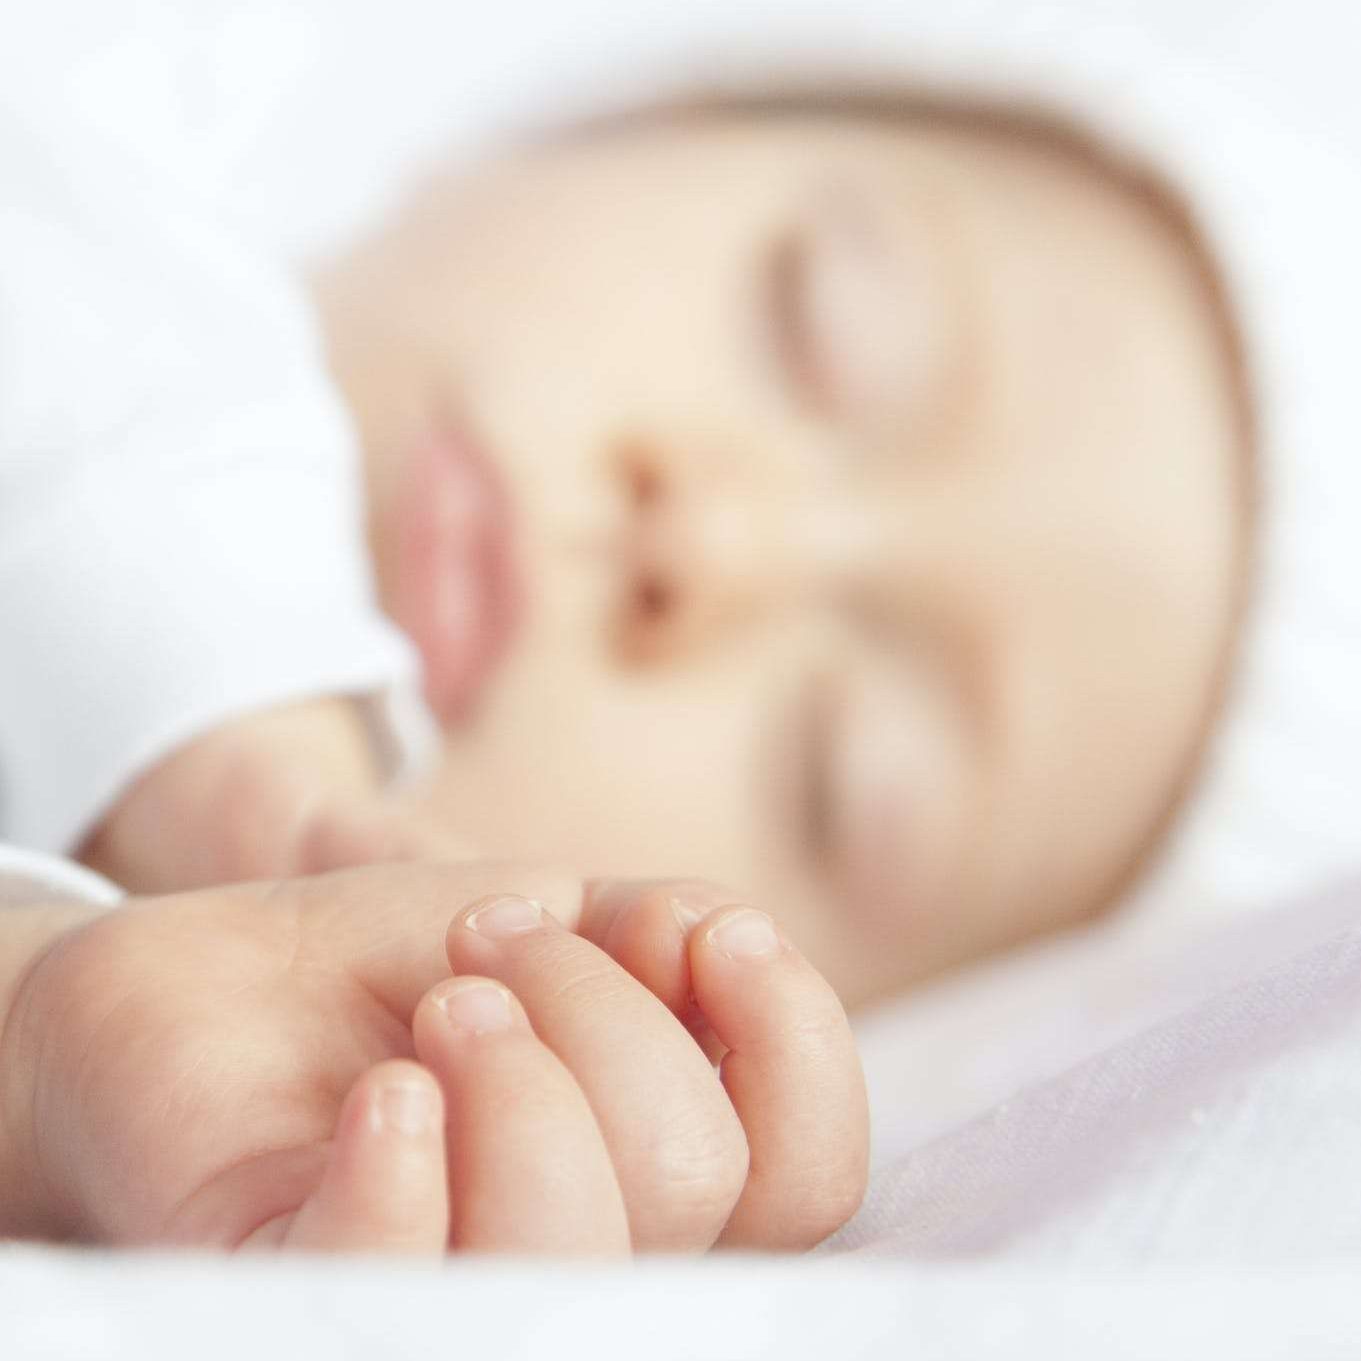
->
<box><xmin>282</xmin><ymin>1060</ymin><xmax>448</xmax><ymax>1253</ymax></box>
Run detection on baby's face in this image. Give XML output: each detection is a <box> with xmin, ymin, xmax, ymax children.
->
<box><xmin>317</xmin><ymin>114</ymin><xmax>1248</xmax><ymax>1005</ymax></box>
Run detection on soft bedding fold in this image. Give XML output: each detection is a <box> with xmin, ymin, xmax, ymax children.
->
<box><xmin>839</xmin><ymin>875</ymin><xmax>1361</xmax><ymax>1263</ymax></box>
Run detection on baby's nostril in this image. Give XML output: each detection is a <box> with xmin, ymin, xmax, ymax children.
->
<box><xmin>629</xmin><ymin>462</ymin><xmax>664</xmax><ymax>509</ymax></box>
<box><xmin>613</xmin><ymin>571</ymin><xmax>681</xmax><ymax>666</ymax></box>
<box><xmin>634</xmin><ymin>573</ymin><xmax>675</xmax><ymax>622</ymax></box>
<box><xmin>614</xmin><ymin>438</ymin><xmax>667</xmax><ymax>510</ymax></box>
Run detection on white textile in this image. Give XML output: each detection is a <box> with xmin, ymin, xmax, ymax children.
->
<box><xmin>2</xmin><ymin>1252</ymin><xmax>1359</xmax><ymax>1360</ymax></box>
<box><xmin>0</xmin><ymin>73</ymin><xmax>427</xmax><ymax>855</ymax></box>
<box><xmin>0</xmin><ymin>844</ymin><xmax>120</xmax><ymax>910</ymax></box>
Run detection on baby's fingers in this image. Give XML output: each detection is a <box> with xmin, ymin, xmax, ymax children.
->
<box><xmin>412</xmin><ymin>977</ymin><xmax>630</xmax><ymax>1256</ymax></box>
<box><xmin>445</xmin><ymin>897</ymin><xmax>748</xmax><ymax>1251</ymax></box>
<box><xmin>689</xmin><ymin>908</ymin><xmax>869</xmax><ymax>1250</ymax></box>
<box><xmin>282</xmin><ymin>1060</ymin><xmax>448</xmax><ymax>1253</ymax></box>
<box><xmin>580</xmin><ymin>878</ymin><xmax>722</xmax><ymax>1020</ymax></box>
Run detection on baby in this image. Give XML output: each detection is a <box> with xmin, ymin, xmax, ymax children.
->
<box><xmin>3</xmin><ymin>40</ymin><xmax>1355</xmax><ymax>1251</ymax></box>
<box><xmin>310</xmin><ymin>100</ymin><xmax>1252</xmax><ymax>1007</ymax></box>
<box><xmin>83</xmin><ymin>98</ymin><xmax>1250</xmax><ymax>1005</ymax></box>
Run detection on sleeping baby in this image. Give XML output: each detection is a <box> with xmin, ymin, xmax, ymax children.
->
<box><xmin>79</xmin><ymin>94</ymin><xmax>1252</xmax><ymax>1006</ymax></box>
<box><xmin>2</xmin><ymin>17</ymin><xmax>1358</xmax><ymax>1252</ymax></box>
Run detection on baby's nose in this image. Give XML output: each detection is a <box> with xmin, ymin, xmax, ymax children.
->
<box><xmin>613</xmin><ymin>445</ymin><xmax>873</xmax><ymax>664</ymax></box>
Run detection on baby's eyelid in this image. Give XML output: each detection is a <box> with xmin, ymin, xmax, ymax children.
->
<box><xmin>798</xmin><ymin>668</ymin><xmax>839</xmax><ymax>868</ymax></box>
<box><xmin>766</xmin><ymin>198</ymin><xmax>946</xmax><ymax>436</ymax></box>
<box><xmin>767</xmin><ymin>227</ymin><xmax>821</xmax><ymax>414</ymax></box>
<box><xmin>766</xmin><ymin>220</ymin><xmax>867</xmax><ymax>424</ymax></box>
<box><xmin>799</xmin><ymin>664</ymin><xmax>888</xmax><ymax>882</ymax></box>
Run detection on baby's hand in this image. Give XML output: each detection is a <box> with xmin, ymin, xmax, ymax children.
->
<box><xmin>79</xmin><ymin>697</ymin><xmax>477</xmax><ymax>893</ymax></box>
<box><xmin>1</xmin><ymin>864</ymin><xmax>866</xmax><ymax>1253</ymax></box>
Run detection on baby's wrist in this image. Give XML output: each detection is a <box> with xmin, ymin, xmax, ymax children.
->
<box><xmin>0</xmin><ymin>900</ymin><xmax>103</xmax><ymax>1238</ymax></box>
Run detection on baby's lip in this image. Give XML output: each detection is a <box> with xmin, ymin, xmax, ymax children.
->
<box><xmin>391</xmin><ymin>423</ymin><xmax>522</xmax><ymax>725</ymax></box>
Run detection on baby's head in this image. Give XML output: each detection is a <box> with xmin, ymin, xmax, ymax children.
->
<box><xmin>315</xmin><ymin>98</ymin><xmax>1251</xmax><ymax>1006</ymax></box>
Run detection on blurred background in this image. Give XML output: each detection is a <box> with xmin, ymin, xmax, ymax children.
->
<box><xmin>7</xmin><ymin>0</ymin><xmax>1357</xmax><ymax>262</ymax></box>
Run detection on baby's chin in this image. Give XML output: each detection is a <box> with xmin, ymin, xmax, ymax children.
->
<box><xmin>388</xmin><ymin>426</ymin><xmax>523</xmax><ymax>725</ymax></box>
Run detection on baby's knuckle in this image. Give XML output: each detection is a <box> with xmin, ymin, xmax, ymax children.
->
<box><xmin>782</xmin><ymin>1159</ymin><xmax>869</xmax><ymax>1247</ymax></box>
<box><xmin>644</xmin><ymin>1112</ymin><xmax>750</xmax><ymax>1230</ymax></box>
<box><xmin>814</xmin><ymin>1164</ymin><xmax>870</xmax><ymax>1236</ymax></box>
<box><xmin>541</xmin><ymin>956</ymin><xmax>633</xmax><ymax>1011</ymax></box>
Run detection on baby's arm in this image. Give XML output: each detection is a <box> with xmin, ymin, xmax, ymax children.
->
<box><xmin>0</xmin><ymin>866</ymin><xmax>866</xmax><ymax>1251</ymax></box>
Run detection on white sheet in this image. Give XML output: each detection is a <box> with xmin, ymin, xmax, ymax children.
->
<box><xmin>4</xmin><ymin>1250</ymin><xmax>1360</xmax><ymax>1360</ymax></box>
<box><xmin>840</xmin><ymin>876</ymin><xmax>1361</xmax><ymax>1263</ymax></box>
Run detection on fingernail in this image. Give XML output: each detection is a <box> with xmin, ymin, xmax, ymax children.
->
<box><xmin>374</xmin><ymin>1080</ymin><xmax>438</xmax><ymax>1136</ymax></box>
<box><xmin>434</xmin><ymin>979</ymin><xmax>515</xmax><ymax>1034</ymax></box>
<box><xmin>668</xmin><ymin>896</ymin><xmax>704</xmax><ymax>936</ymax></box>
<box><xmin>463</xmin><ymin>894</ymin><xmax>542</xmax><ymax>939</ymax></box>
<box><xmin>706</xmin><ymin>907</ymin><xmax>782</xmax><ymax>961</ymax></box>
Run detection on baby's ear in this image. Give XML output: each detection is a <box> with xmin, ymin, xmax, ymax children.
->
<box><xmin>771</xmin><ymin>177</ymin><xmax>961</xmax><ymax>432</ymax></box>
